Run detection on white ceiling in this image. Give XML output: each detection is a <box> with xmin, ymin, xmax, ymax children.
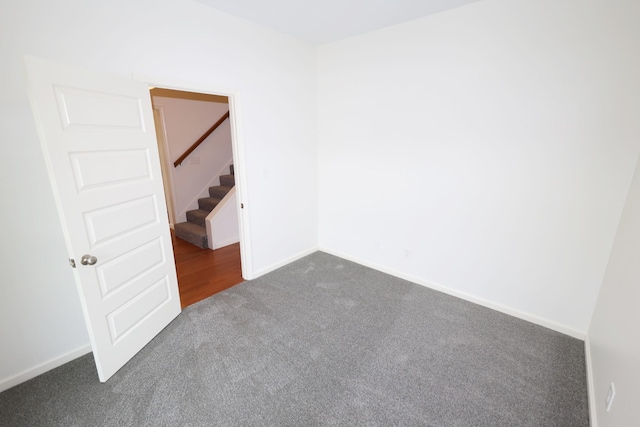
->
<box><xmin>194</xmin><ymin>0</ymin><xmax>481</xmax><ymax>44</ymax></box>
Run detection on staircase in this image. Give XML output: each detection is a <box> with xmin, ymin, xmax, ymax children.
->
<box><xmin>174</xmin><ymin>165</ymin><xmax>235</xmax><ymax>249</ymax></box>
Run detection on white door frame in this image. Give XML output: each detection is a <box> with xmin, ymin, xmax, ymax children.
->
<box><xmin>135</xmin><ymin>74</ymin><xmax>253</xmax><ymax>280</ymax></box>
<box><xmin>152</xmin><ymin>106</ymin><xmax>178</xmax><ymax>228</ymax></box>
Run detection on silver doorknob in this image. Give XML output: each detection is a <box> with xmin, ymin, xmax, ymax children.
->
<box><xmin>81</xmin><ymin>254</ymin><xmax>98</xmax><ymax>266</ymax></box>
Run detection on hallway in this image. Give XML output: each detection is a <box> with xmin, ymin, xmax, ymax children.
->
<box><xmin>171</xmin><ymin>231</ymin><xmax>243</xmax><ymax>308</ymax></box>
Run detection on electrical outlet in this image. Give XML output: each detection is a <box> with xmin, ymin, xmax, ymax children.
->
<box><xmin>403</xmin><ymin>249</ymin><xmax>410</xmax><ymax>259</ymax></box>
<box><xmin>605</xmin><ymin>382</ymin><xmax>615</xmax><ymax>412</ymax></box>
<box><xmin>190</xmin><ymin>156</ymin><xmax>200</xmax><ymax>165</ymax></box>
<box><xmin>373</xmin><ymin>241</ymin><xmax>380</xmax><ymax>251</ymax></box>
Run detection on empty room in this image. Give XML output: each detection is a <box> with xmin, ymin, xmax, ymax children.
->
<box><xmin>1</xmin><ymin>0</ymin><xmax>638</xmax><ymax>425</ymax></box>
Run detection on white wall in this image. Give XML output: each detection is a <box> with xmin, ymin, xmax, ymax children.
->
<box><xmin>587</xmin><ymin>154</ymin><xmax>640</xmax><ymax>425</ymax></box>
<box><xmin>152</xmin><ymin>96</ymin><xmax>231</xmax><ymax>223</ymax></box>
<box><xmin>317</xmin><ymin>0</ymin><xmax>640</xmax><ymax>335</ymax></box>
<box><xmin>208</xmin><ymin>188</ymin><xmax>240</xmax><ymax>249</ymax></box>
<box><xmin>0</xmin><ymin>0</ymin><xmax>317</xmax><ymax>390</ymax></box>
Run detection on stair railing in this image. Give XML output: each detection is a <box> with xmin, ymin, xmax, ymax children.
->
<box><xmin>173</xmin><ymin>111</ymin><xmax>230</xmax><ymax>167</ymax></box>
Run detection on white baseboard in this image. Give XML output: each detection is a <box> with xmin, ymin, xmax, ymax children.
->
<box><xmin>584</xmin><ymin>336</ymin><xmax>598</xmax><ymax>427</ymax></box>
<box><xmin>319</xmin><ymin>246</ymin><xmax>586</xmax><ymax>340</ymax></box>
<box><xmin>0</xmin><ymin>344</ymin><xmax>92</xmax><ymax>393</ymax></box>
<box><xmin>250</xmin><ymin>246</ymin><xmax>319</xmax><ymax>279</ymax></box>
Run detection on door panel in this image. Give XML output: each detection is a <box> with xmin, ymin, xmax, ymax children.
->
<box><xmin>55</xmin><ymin>86</ymin><xmax>144</xmax><ymax>129</ymax></box>
<box><xmin>69</xmin><ymin>149</ymin><xmax>151</xmax><ymax>190</ymax></box>
<box><xmin>25</xmin><ymin>56</ymin><xmax>181</xmax><ymax>382</ymax></box>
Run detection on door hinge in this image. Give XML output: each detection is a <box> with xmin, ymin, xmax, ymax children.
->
<box><xmin>69</xmin><ymin>258</ymin><xmax>76</xmax><ymax>268</ymax></box>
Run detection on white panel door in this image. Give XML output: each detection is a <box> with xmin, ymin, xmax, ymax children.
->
<box><xmin>25</xmin><ymin>56</ymin><xmax>181</xmax><ymax>382</ymax></box>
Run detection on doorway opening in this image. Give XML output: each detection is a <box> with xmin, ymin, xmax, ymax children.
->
<box><xmin>150</xmin><ymin>88</ymin><xmax>244</xmax><ymax>307</ymax></box>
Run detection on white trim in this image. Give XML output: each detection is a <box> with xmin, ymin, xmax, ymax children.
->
<box><xmin>152</xmin><ymin>106</ymin><xmax>178</xmax><ymax>227</ymax></box>
<box><xmin>0</xmin><ymin>344</ymin><xmax>91</xmax><ymax>393</ymax></box>
<box><xmin>227</xmin><ymin>94</ymin><xmax>252</xmax><ymax>280</ymax></box>
<box><xmin>250</xmin><ymin>246</ymin><xmax>319</xmax><ymax>279</ymax></box>
<box><xmin>584</xmin><ymin>336</ymin><xmax>598</xmax><ymax>427</ymax></box>
<box><xmin>319</xmin><ymin>246</ymin><xmax>586</xmax><ymax>340</ymax></box>
<box><xmin>132</xmin><ymin>72</ymin><xmax>253</xmax><ymax>280</ymax></box>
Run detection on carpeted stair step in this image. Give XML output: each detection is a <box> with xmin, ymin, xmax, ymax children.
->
<box><xmin>186</xmin><ymin>209</ymin><xmax>209</xmax><ymax>227</ymax></box>
<box><xmin>198</xmin><ymin>197</ymin><xmax>221</xmax><ymax>212</ymax></box>
<box><xmin>209</xmin><ymin>185</ymin><xmax>232</xmax><ymax>199</ymax></box>
<box><xmin>173</xmin><ymin>164</ymin><xmax>235</xmax><ymax>249</ymax></box>
<box><xmin>174</xmin><ymin>222</ymin><xmax>207</xmax><ymax>249</ymax></box>
<box><xmin>219</xmin><ymin>174</ymin><xmax>235</xmax><ymax>187</ymax></box>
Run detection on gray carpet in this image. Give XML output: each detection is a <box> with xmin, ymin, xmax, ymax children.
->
<box><xmin>0</xmin><ymin>252</ymin><xmax>589</xmax><ymax>426</ymax></box>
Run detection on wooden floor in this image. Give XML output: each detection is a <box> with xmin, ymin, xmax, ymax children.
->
<box><xmin>171</xmin><ymin>231</ymin><xmax>244</xmax><ymax>308</ymax></box>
